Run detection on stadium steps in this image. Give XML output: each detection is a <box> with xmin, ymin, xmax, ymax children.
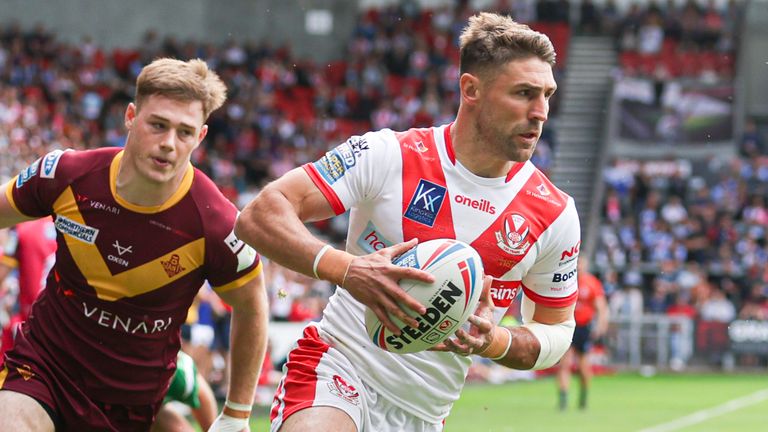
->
<box><xmin>550</xmin><ymin>36</ymin><xmax>616</xmax><ymax>255</ymax></box>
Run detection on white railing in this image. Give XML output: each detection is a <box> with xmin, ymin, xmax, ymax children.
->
<box><xmin>606</xmin><ymin>314</ymin><xmax>694</xmax><ymax>370</ymax></box>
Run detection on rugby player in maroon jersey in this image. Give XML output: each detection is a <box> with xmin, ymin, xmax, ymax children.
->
<box><xmin>0</xmin><ymin>58</ymin><xmax>268</xmax><ymax>432</ymax></box>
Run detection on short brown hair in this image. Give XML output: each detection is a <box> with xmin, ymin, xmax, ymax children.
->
<box><xmin>459</xmin><ymin>12</ymin><xmax>556</xmax><ymax>77</ymax></box>
<box><xmin>135</xmin><ymin>58</ymin><xmax>227</xmax><ymax>120</ymax></box>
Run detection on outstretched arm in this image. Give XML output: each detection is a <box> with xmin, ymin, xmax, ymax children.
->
<box><xmin>191</xmin><ymin>370</ymin><xmax>218</xmax><ymax>431</ymax></box>
<box><xmin>207</xmin><ymin>274</ymin><xmax>269</xmax><ymax>432</ymax></box>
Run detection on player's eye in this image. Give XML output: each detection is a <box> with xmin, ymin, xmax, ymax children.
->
<box><xmin>151</xmin><ymin>122</ymin><xmax>165</xmax><ymax>130</ymax></box>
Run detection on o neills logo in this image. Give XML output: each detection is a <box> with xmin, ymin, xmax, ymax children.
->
<box><xmin>454</xmin><ymin>194</ymin><xmax>495</xmax><ymax>214</ymax></box>
<box><xmin>385</xmin><ymin>281</ymin><xmax>462</xmax><ymax>350</ymax></box>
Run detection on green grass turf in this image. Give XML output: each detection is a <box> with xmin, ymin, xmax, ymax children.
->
<box><xmin>220</xmin><ymin>373</ymin><xmax>768</xmax><ymax>431</ymax></box>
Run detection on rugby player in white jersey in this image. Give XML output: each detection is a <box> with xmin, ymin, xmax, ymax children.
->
<box><xmin>236</xmin><ymin>12</ymin><xmax>580</xmax><ymax>432</ymax></box>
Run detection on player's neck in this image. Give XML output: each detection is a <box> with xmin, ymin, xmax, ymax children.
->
<box><xmin>450</xmin><ymin>118</ymin><xmax>513</xmax><ymax>179</ymax></box>
<box><xmin>115</xmin><ymin>160</ymin><xmax>185</xmax><ymax>207</ymax></box>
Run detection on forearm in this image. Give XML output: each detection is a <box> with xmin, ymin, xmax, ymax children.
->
<box><xmin>225</xmin><ymin>296</ymin><xmax>269</xmax><ymax>406</ymax></box>
<box><xmin>492</xmin><ymin>326</ymin><xmax>540</xmax><ymax>370</ymax></box>
<box><xmin>237</xmin><ymin>189</ymin><xmax>322</xmax><ymax>273</ymax></box>
<box><xmin>192</xmin><ymin>374</ymin><xmax>218</xmax><ymax>431</ymax></box>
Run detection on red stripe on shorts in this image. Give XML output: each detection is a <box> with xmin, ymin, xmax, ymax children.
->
<box><xmin>270</xmin><ymin>325</ymin><xmax>330</xmax><ymax>423</ymax></box>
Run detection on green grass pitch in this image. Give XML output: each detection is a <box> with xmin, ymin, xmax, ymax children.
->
<box><xmin>232</xmin><ymin>373</ymin><xmax>768</xmax><ymax>431</ymax></box>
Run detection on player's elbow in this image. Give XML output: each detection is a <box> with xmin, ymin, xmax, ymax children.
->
<box><xmin>234</xmin><ymin>207</ymin><xmax>254</xmax><ymax>244</ymax></box>
<box><xmin>235</xmin><ymin>191</ymin><xmax>273</xmax><ymax>245</ymax></box>
<box><xmin>524</xmin><ymin>318</ymin><xmax>575</xmax><ymax>370</ymax></box>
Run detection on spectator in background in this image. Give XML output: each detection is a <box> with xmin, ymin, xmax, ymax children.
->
<box><xmin>0</xmin><ymin>217</ymin><xmax>57</xmax><ymax>359</ymax></box>
<box><xmin>739</xmin><ymin>118</ymin><xmax>764</xmax><ymax>157</ymax></box>
<box><xmin>666</xmin><ymin>293</ymin><xmax>697</xmax><ymax>371</ymax></box>
<box><xmin>152</xmin><ymin>351</ymin><xmax>218</xmax><ymax>432</ymax></box>
<box><xmin>557</xmin><ymin>256</ymin><xmax>609</xmax><ymax>411</ymax></box>
<box><xmin>637</xmin><ymin>10</ymin><xmax>665</xmax><ymax>54</ymax></box>
<box><xmin>579</xmin><ymin>0</ymin><xmax>602</xmax><ymax>34</ymax></box>
<box><xmin>699</xmin><ymin>287</ymin><xmax>736</xmax><ymax>323</ymax></box>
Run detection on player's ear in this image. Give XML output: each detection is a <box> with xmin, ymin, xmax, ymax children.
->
<box><xmin>197</xmin><ymin>124</ymin><xmax>208</xmax><ymax>144</ymax></box>
<box><xmin>459</xmin><ymin>73</ymin><xmax>481</xmax><ymax>105</ymax></box>
<box><xmin>124</xmin><ymin>103</ymin><xmax>136</xmax><ymax>130</ymax></box>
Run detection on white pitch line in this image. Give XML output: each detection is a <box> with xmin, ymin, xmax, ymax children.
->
<box><xmin>638</xmin><ymin>388</ymin><xmax>768</xmax><ymax>432</ymax></box>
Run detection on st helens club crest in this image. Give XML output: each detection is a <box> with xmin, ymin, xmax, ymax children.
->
<box><xmin>328</xmin><ymin>374</ymin><xmax>360</xmax><ymax>405</ymax></box>
<box><xmin>495</xmin><ymin>213</ymin><xmax>531</xmax><ymax>255</ymax></box>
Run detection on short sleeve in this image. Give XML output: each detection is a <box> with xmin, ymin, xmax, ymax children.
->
<box><xmin>7</xmin><ymin>149</ymin><xmax>72</xmax><ymax>218</ymax></box>
<box><xmin>520</xmin><ymin>199</ymin><xmax>581</xmax><ymax>308</ymax></box>
<box><xmin>203</xmin><ymin>203</ymin><xmax>263</xmax><ymax>294</ymax></box>
<box><xmin>303</xmin><ymin>130</ymin><xmax>399</xmax><ymax>215</ymax></box>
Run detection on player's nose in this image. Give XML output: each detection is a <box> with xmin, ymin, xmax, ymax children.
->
<box><xmin>529</xmin><ymin>95</ymin><xmax>549</xmax><ymax>123</ymax></box>
<box><xmin>158</xmin><ymin>130</ymin><xmax>176</xmax><ymax>151</ymax></box>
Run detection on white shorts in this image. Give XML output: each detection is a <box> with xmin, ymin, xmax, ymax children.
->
<box><xmin>269</xmin><ymin>325</ymin><xmax>444</xmax><ymax>432</ymax></box>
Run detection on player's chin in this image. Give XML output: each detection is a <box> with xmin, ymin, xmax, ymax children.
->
<box><xmin>507</xmin><ymin>148</ymin><xmax>534</xmax><ymax>163</ymax></box>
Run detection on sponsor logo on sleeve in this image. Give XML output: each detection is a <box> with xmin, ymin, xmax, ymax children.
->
<box><xmin>495</xmin><ymin>213</ymin><xmax>531</xmax><ymax>255</ymax></box>
<box><xmin>558</xmin><ymin>241</ymin><xmax>580</xmax><ymax>266</ymax></box>
<box><xmin>356</xmin><ymin>221</ymin><xmax>393</xmax><ymax>253</ymax></box>
<box><xmin>335</xmin><ymin>136</ymin><xmax>369</xmax><ymax>169</ymax></box>
<box><xmin>40</xmin><ymin>149</ymin><xmax>67</xmax><ymax>179</ymax></box>
<box><xmin>236</xmin><ymin>245</ymin><xmax>257</xmax><ymax>272</ymax></box>
<box><xmin>224</xmin><ymin>229</ymin><xmax>257</xmax><ymax>272</ymax></box>
<box><xmin>15</xmin><ymin>159</ymin><xmax>41</xmax><ymax>188</ymax></box>
<box><xmin>54</xmin><ymin>215</ymin><xmax>99</xmax><ymax>244</ymax></box>
<box><xmin>313</xmin><ymin>149</ymin><xmax>347</xmax><ymax>185</ymax></box>
<box><xmin>552</xmin><ymin>269</ymin><xmax>577</xmax><ymax>283</ymax></box>
<box><xmin>224</xmin><ymin>230</ymin><xmax>243</xmax><ymax>253</ymax></box>
<box><xmin>404</xmin><ymin>179</ymin><xmax>447</xmax><ymax>227</ymax></box>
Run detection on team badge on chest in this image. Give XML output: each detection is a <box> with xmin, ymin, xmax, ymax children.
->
<box><xmin>495</xmin><ymin>212</ymin><xmax>531</xmax><ymax>255</ymax></box>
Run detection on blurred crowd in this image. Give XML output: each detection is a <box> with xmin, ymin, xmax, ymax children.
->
<box><xmin>596</xmin><ymin>146</ymin><xmax>768</xmax><ymax>325</ymax></box>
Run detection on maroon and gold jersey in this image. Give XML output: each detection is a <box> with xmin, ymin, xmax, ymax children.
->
<box><xmin>4</xmin><ymin>147</ymin><xmax>261</xmax><ymax>404</ymax></box>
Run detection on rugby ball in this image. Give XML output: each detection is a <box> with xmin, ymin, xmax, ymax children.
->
<box><xmin>364</xmin><ymin>238</ymin><xmax>484</xmax><ymax>354</ymax></box>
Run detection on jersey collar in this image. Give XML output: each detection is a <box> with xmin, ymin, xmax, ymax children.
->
<box><xmin>110</xmin><ymin>150</ymin><xmax>194</xmax><ymax>214</ymax></box>
<box><xmin>442</xmin><ymin>123</ymin><xmax>525</xmax><ymax>183</ymax></box>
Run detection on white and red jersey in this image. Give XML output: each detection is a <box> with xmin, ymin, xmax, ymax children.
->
<box><xmin>1</xmin><ymin>217</ymin><xmax>57</xmax><ymax>320</ymax></box>
<box><xmin>303</xmin><ymin>124</ymin><xmax>581</xmax><ymax>422</ymax></box>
